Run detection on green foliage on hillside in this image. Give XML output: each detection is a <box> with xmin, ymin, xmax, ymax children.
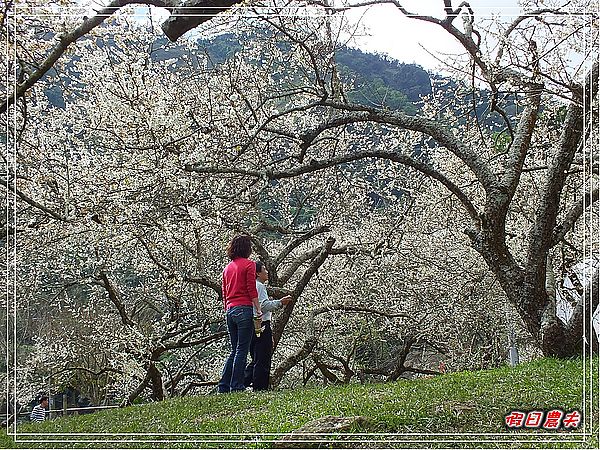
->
<box><xmin>2</xmin><ymin>357</ymin><xmax>597</xmax><ymax>448</ymax></box>
<box><xmin>195</xmin><ymin>34</ymin><xmax>431</xmax><ymax>114</ymax></box>
<box><xmin>335</xmin><ymin>47</ymin><xmax>430</xmax><ymax>113</ymax></box>
<box><xmin>45</xmin><ymin>31</ymin><xmax>431</xmax><ymax>116</ymax></box>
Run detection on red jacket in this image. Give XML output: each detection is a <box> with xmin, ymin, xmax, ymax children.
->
<box><xmin>222</xmin><ymin>257</ymin><xmax>259</xmax><ymax>310</ymax></box>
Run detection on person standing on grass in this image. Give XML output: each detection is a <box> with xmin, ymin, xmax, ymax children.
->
<box><xmin>30</xmin><ymin>396</ymin><xmax>48</xmax><ymax>422</ymax></box>
<box><xmin>218</xmin><ymin>235</ymin><xmax>263</xmax><ymax>393</ymax></box>
<box><xmin>244</xmin><ymin>261</ymin><xmax>292</xmax><ymax>391</ymax></box>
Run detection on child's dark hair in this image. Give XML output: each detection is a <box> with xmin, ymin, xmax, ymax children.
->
<box><xmin>255</xmin><ymin>260</ymin><xmax>264</xmax><ymax>275</ymax></box>
<box><xmin>226</xmin><ymin>235</ymin><xmax>252</xmax><ymax>260</ymax></box>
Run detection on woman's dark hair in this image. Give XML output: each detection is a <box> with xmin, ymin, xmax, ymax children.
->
<box><xmin>40</xmin><ymin>396</ymin><xmax>49</xmax><ymax>403</ymax></box>
<box><xmin>227</xmin><ymin>235</ymin><xmax>252</xmax><ymax>260</ymax></box>
<box><xmin>255</xmin><ymin>260</ymin><xmax>264</xmax><ymax>275</ymax></box>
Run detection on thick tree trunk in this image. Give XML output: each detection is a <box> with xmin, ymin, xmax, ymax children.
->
<box><xmin>121</xmin><ymin>371</ymin><xmax>152</xmax><ymax>407</ymax></box>
<box><xmin>559</xmin><ymin>267</ymin><xmax>600</xmax><ymax>355</ymax></box>
<box><xmin>147</xmin><ymin>363</ymin><xmax>165</xmax><ymax>401</ymax></box>
<box><xmin>121</xmin><ymin>362</ymin><xmax>165</xmax><ymax>406</ymax></box>
<box><xmin>477</xmin><ymin>235</ymin><xmax>597</xmax><ymax>357</ymax></box>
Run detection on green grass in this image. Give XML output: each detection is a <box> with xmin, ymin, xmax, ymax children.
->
<box><xmin>1</xmin><ymin>357</ymin><xmax>598</xmax><ymax>448</ymax></box>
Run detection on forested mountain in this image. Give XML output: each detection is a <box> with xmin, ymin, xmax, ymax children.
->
<box><xmin>46</xmin><ymin>30</ymin><xmax>517</xmax><ymax>132</ymax></box>
<box><xmin>195</xmin><ymin>33</ymin><xmax>432</xmax><ymax>113</ymax></box>
<box><xmin>335</xmin><ymin>47</ymin><xmax>430</xmax><ymax>111</ymax></box>
<box><xmin>44</xmin><ymin>32</ymin><xmax>433</xmax><ymax>115</ymax></box>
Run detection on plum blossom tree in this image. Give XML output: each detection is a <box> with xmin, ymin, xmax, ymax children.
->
<box><xmin>2</xmin><ymin>0</ymin><xmax>598</xmax><ymax>408</ymax></box>
<box><xmin>183</xmin><ymin>0</ymin><xmax>599</xmax><ymax>357</ymax></box>
<box><xmin>3</xmin><ymin>10</ymin><xmax>428</xmax><ymax>400</ymax></box>
<box><xmin>0</xmin><ymin>0</ymin><xmax>247</xmax><ymax>114</ymax></box>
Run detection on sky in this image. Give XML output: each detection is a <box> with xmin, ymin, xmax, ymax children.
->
<box><xmin>78</xmin><ymin>0</ymin><xmax>525</xmax><ymax>71</ymax></box>
<box><xmin>342</xmin><ymin>0</ymin><xmax>523</xmax><ymax>70</ymax></box>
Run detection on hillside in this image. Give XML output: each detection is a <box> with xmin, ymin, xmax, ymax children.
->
<box><xmin>44</xmin><ymin>31</ymin><xmax>432</xmax><ymax>115</ymax></box>
<box><xmin>2</xmin><ymin>357</ymin><xmax>598</xmax><ymax>449</ymax></box>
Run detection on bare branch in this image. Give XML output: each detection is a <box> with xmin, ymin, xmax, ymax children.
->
<box><xmin>183</xmin><ymin>275</ymin><xmax>221</xmax><ymax>293</ymax></box>
<box><xmin>137</xmin><ymin>233</ymin><xmax>221</xmax><ymax>293</ymax></box>
<box><xmin>161</xmin><ymin>0</ymin><xmax>241</xmax><ymax>41</ymax></box>
<box><xmin>271</xmin><ymin>301</ymin><xmax>418</xmax><ymax>387</ymax></box>
<box><xmin>552</xmin><ymin>188</ymin><xmax>600</xmax><ymax>246</ymax></box>
<box><xmin>180</xmin><ymin>380</ymin><xmax>218</xmax><ymax>396</ymax></box>
<box><xmin>274</xmin><ymin>225</ymin><xmax>331</xmax><ymax>268</ymax></box>
<box><xmin>50</xmin><ymin>366</ymin><xmax>125</xmax><ymax>379</ymax></box>
<box><xmin>499</xmin><ymin>85</ymin><xmax>543</xmax><ymax>197</ymax></box>
<box><xmin>1</xmin><ymin>178</ymin><xmax>67</xmax><ymax>221</ymax></box>
<box><xmin>312</xmin><ymin>353</ymin><xmax>341</xmax><ymax>384</ymax></box>
<box><xmin>97</xmin><ymin>272</ymin><xmax>136</xmax><ymax>327</ymax></box>
<box><xmin>278</xmin><ymin>247</ymin><xmax>325</xmax><ymax>285</ymax></box>
<box><xmin>137</xmin><ymin>236</ymin><xmax>172</xmax><ymax>274</ymax></box>
<box><xmin>309</xmin><ymin>303</ymin><xmax>416</xmax><ymax>321</ymax></box>
<box><xmin>495</xmin><ymin>9</ymin><xmax>575</xmax><ymax>67</ymax></box>
<box><xmin>186</xmin><ymin>146</ymin><xmax>480</xmax><ymax>224</ymax></box>
<box><xmin>272</xmin><ymin>237</ymin><xmax>336</xmax><ymax>351</ymax></box>
<box><xmin>163</xmin><ymin>330</ymin><xmax>227</xmax><ymax>352</ymax></box>
<box><xmin>248</xmin><ymin>235</ymin><xmax>273</xmax><ymax>277</ymax></box>
<box><xmin>2</xmin><ymin>0</ymin><xmax>176</xmax><ymax>114</ymax></box>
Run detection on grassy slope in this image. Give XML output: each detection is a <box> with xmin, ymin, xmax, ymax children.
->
<box><xmin>1</xmin><ymin>357</ymin><xmax>598</xmax><ymax>448</ymax></box>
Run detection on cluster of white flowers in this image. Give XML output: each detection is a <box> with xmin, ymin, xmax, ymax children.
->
<box><xmin>4</xmin><ymin>0</ymin><xmax>597</xmax><ymax>401</ymax></box>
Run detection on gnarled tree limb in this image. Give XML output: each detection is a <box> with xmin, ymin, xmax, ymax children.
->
<box><xmin>2</xmin><ymin>0</ymin><xmax>242</xmax><ymax>114</ymax></box>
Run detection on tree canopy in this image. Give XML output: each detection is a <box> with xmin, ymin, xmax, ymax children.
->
<box><xmin>1</xmin><ymin>0</ymin><xmax>598</xmax><ymax>406</ymax></box>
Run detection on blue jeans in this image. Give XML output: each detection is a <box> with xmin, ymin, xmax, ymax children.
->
<box><xmin>218</xmin><ymin>305</ymin><xmax>253</xmax><ymax>393</ymax></box>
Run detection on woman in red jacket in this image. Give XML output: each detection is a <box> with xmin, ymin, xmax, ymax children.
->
<box><xmin>218</xmin><ymin>235</ymin><xmax>262</xmax><ymax>393</ymax></box>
